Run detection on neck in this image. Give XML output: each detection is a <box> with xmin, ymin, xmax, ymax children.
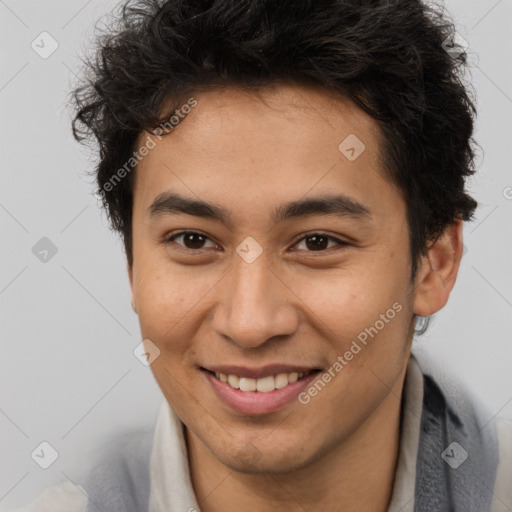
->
<box><xmin>186</xmin><ymin>368</ymin><xmax>407</xmax><ymax>512</ymax></box>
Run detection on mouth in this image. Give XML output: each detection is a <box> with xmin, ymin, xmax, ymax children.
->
<box><xmin>200</xmin><ymin>366</ymin><xmax>322</xmax><ymax>415</ymax></box>
<box><xmin>203</xmin><ymin>368</ymin><xmax>321</xmax><ymax>392</ymax></box>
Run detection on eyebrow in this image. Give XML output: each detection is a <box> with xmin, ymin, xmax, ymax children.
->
<box><xmin>148</xmin><ymin>191</ymin><xmax>372</xmax><ymax>228</ymax></box>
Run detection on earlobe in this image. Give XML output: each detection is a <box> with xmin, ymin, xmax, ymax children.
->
<box><xmin>412</xmin><ymin>219</ymin><xmax>464</xmax><ymax>317</ymax></box>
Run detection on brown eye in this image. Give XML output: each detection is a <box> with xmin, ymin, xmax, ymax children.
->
<box><xmin>294</xmin><ymin>233</ymin><xmax>349</xmax><ymax>253</ymax></box>
<box><xmin>164</xmin><ymin>231</ymin><xmax>349</xmax><ymax>254</ymax></box>
<box><xmin>166</xmin><ymin>231</ymin><xmax>216</xmax><ymax>251</ymax></box>
<box><xmin>182</xmin><ymin>232</ymin><xmax>207</xmax><ymax>249</ymax></box>
<box><xmin>304</xmin><ymin>234</ymin><xmax>329</xmax><ymax>251</ymax></box>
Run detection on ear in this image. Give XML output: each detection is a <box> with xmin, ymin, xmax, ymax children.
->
<box><xmin>127</xmin><ymin>260</ymin><xmax>137</xmax><ymax>314</ymax></box>
<box><xmin>412</xmin><ymin>219</ymin><xmax>464</xmax><ymax>317</ymax></box>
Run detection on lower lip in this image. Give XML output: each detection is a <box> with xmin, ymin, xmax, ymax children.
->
<box><xmin>203</xmin><ymin>370</ymin><xmax>320</xmax><ymax>415</ymax></box>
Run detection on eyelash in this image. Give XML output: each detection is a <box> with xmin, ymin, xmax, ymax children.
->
<box><xmin>163</xmin><ymin>231</ymin><xmax>350</xmax><ymax>255</ymax></box>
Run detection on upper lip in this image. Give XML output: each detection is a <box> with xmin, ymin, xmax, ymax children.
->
<box><xmin>202</xmin><ymin>364</ymin><xmax>320</xmax><ymax>379</ymax></box>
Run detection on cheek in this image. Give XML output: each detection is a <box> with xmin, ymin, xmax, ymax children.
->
<box><xmin>292</xmin><ymin>265</ymin><xmax>407</xmax><ymax>335</ymax></box>
<box><xmin>133</xmin><ymin>266</ymin><xmax>219</xmax><ymax>354</ymax></box>
<box><xmin>295</xmin><ymin>267</ymin><xmax>411</xmax><ymax>399</ymax></box>
<box><xmin>136</xmin><ymin>279</ymin><xmax>180</xmax><ymax>334</ymax></box>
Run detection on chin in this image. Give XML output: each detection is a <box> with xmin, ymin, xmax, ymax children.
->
<box><xmin>213</xmin><ymin>436</ymin><xmax>316</xmax><ymax>475</ymax></box>
<box><xmin>223</xmin><ymin>453</ymin><xmax>307</xmax><ymax>475</ymax></box>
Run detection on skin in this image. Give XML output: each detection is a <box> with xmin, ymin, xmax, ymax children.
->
<box><xmin>128</xmin><ymin>83</ymin><xmax>463</xmax><ymax>512</ymax></box>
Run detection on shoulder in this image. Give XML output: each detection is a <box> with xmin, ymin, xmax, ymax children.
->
<box><xmin>0</xmin><ymin>482</ymin><xmax>88</xmax><ymax>512</ymax></box>
<box><xmin>412</xmin><ymin>351</ymin><xmax>512</xmax><ymax>511</ymax></box>
<box><xmin>492</xmin><ymin>417</ymin><xmax>512</xmax><ymax>511</ymax></box>
<box><xmin>1</xmin><ymin>429</ymin><xmax>154</xmax><ymax>512</ymax></box>
<box><xmin>82</xmin><ymin>427</ymin><xmax>154</xmax><ymax>512</ymax></box>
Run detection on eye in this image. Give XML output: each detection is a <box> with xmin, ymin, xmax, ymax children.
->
<box><xmin>165</xmin><ymin>231</ymin><xmax>218</xmax><ymax>251</ymax></box>
<box><xmin>292</xmin><ymin>232</ymin><xmax>350</xmax><ymax>254</ymax></box>
<box><xmin>164</xmin><ymin>231</ymin><xmax>349</xmax><ymax>254</ymax></box>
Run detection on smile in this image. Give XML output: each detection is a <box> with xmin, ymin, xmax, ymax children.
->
<box><xmin>202</xmin><ymin>367</ymin><xmax>322</xmax><ymax>415</ymax></box>
<box><xmin>212</xmin><ymin>370</ymin><xmax>316</xmax><ymax>392</ymax></box>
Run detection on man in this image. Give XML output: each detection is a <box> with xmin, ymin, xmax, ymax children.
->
<box><xmin>9</xmin><ymin>0</ymin><xmax>511</xmax><ymax>510</ymax></box>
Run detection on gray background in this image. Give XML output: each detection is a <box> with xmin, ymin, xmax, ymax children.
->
<box><xmin>0</xmin><ymin>0</ymin><xmax>511</xmax><ymax>508</ymax></box>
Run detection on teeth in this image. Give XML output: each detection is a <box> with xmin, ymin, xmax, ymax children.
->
<box><xmin>275</xmin><ymin>373</ymin><xmax>289</xmax><ymax>389</ymax></box>
<box><xmin>227</xmin><ymin>374</ymin><xmax>239</xmax><ymax>389</ymax></box>
<box><xmin>239</xmin><ymin>377</ymin><xmax>257</xmax><ymax>392</ymax></box>
<box><xmin>214</xmin><ymin>371</ymin><xmax>311</xmax><ymax>392</ymax></box>
<box><xmin>256</xmin><ymin>376</ymin><xmax>274</xmax><ymax>393</ymax></box>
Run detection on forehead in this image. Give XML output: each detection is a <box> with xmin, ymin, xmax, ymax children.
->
<box><xmin>132</xmin><ymin>83</ymin><xmax>403</xmax><ymax>226</ymax></box>
<box><xmin>146</xmin><ymin>84</ymin><xmax>381</xmax><ymax>156</ymax></box>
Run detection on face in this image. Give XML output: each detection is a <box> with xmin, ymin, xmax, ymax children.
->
<box><xmin>129</xmin><ymin>83</ymin><xmax>418</xmax><ymax>474</ymax></box>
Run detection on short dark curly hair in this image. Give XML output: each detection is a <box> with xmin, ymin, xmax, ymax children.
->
<box><xmin>70</xmin><ymin>0</ymin><xmax>478</xmax><ymax>333</ymax></box>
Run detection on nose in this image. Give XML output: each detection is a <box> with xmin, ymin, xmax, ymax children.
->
<box><xmin>211</xmin><ymin>251</ymin><xmax>299</xmax><ymax>349</ymax></box>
